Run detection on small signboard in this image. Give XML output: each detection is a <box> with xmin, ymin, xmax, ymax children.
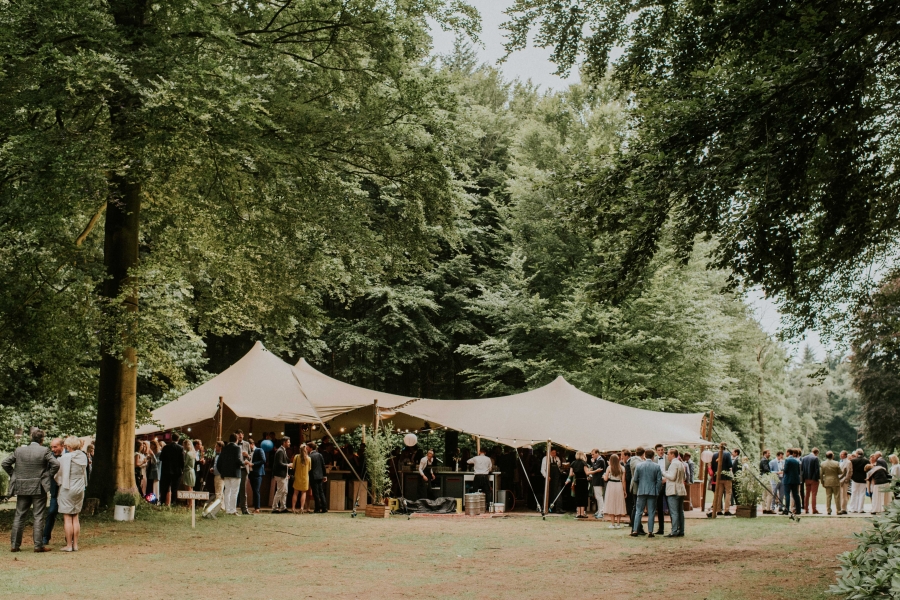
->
<box><xmin>177</xmin><ymin>491</ymin><xmax>209</xmax><ymax>500</ymax></box>
<box><xmin>177</xmin><ymin>491</ymin><xmax>209</xmax><ymax>528</ymax></box>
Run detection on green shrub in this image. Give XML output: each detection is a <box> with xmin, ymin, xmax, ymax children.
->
<box><xmin>735</xmin><ymin>465</ymin><xmax>765</xmax><ymax>506</ymax></box>
<box><xmin>830</xmin><ymin>481</ymin><xmax>900</xmax><ymax>598</ymax></box>
<box><xmin>113</xmin><ymin>491</ymin><xmax>137</xmax><ymax>507</ymax></box>
<box><xmin>0</xmin><ymin>455</ymin><xmax>8</xmax><ymax>496</ymax></box>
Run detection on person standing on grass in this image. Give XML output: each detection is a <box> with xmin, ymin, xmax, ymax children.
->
<box><xmin>192</xmin><ymin>440</ymin><xmax>205</xmax><ymax>492</ymax></box>
<box><xmin>626</xmin><ymin>448</ymin><xmax>645</xmax><ymax>533</ymax></box>
<box><xmin>837</xmin><ymin>450</ymin><xmax>852</xmax><ymax>515</ymax></box>
<box><xmin>210</xmin><ymin>441</ymin><xmax>225</xmax><ymax>502</ymax></box>
<box><xmin>567</xmin><ymin>451</ymin><xmax>591</xmax><ymax>519</ymax></box>
<box><xmin>271</xmin><ymin>437</ymin><xmax>291</xmax><ymax>514</ymax></box>
<box><xmin>145</xmin><ymin>441</ymin><xmax>159</xmax><ymax>498</ymax></box>
<box><xmin>819</xmin><ymin>451</ymin><xmax>842</xmax><ymax>515</ymax></box>
<box><xmin>219</xmin><ymin>433</ymin><xmax>244</xmax><ymax>515</ymax></box>
<box><xmin>801</xmin><ymin>448</ymin><xmax>821</xmax><ymax>514</ymax></box>
<box><xmin>603</xmin><ymin>454</ymin><xmax>627</xmax><ymax>528</ymax></box>
<box><xmin>291</xmin><ymin>444</ymin><xmax>311</xmax><ymax>514</ymax></box>
<box><xmin>849</xmin><ymin>449</ymin><xmax>869</xmax><ymax>513</ymax></box>
<box><xmin>41</xmin><ymin>437</ymin><xmax>64</xmax><ymax>547</ymax></box>
<box><xmin>782</xmin><ymin>449</ymin><xmax>802</xmax><ymax>516</ymax></box>
<box><xmin>587</xmin><ymin>449</ymin><xmax>606</xmax><ymax>519</ymax></box>
<box><xmin>249</xmin><ymin>439</ymin><xmax>265</xmax><ymax>514</ymax></box>
<box><xmin>235</xmin><ymin>430</ymin><xmax>252</xmax><ymax>515</ymax></box>
<box><xmin>653</xmin><ymin>444</ymin><xmax>669</xmax><ymax>534</ymax></box>
<box><xmin>663</xmin><ymin>448</ymin><xmax>686</xmax><ymax>537</ymax></box>
<box><xmin>181</xmin><ymin>438</ymin><xmax>196</xmax><ymax>495</ymax></box>
<box><xmin>3</xmin><ymin>428</ymin><xmax>59</xmax><ymax>553</ymax></box>
<box><xmin>759</xmin><ymin>449</ymin><xmax>775</xmax><ymax>514</ymax></box>
<box><xmin>469</xmin><ymin>448</ymin><xmax>494</xmax><ymax>502</ymax></box>
<box><xmin>631</xmin><ymin>449</ymin><xmax>662</xmax><ymax>538</ymax></box>
<box><xmin>56</xmin><ymin>437</ymin><xmax>88</xmax><ymax>552</ymax></box>
<box><xmin>159</xmin><ymin>432</ymin><xmax>185</xmax><ymax>506</ymax></box>
<box><xmin>309</xmin><ymin>442</ymin><xmax>329</xmax><ymax>513</ymax></box>
<box><xmin>866</xmin><ymin>454</ymin><xmax>889</xmax><ymax>514</ymax></box>
<box><xmin>711</xmin><ymin>447</ymin><xmax>734</xmax><ymax>516</ymax></box>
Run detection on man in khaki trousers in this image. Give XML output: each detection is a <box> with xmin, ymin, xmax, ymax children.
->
<box><xmin>838</xmin><ymin>450</ymin><xmax>852</xmax><ymax>515</ymax></box>
<box><xmin>820</xmin><ymin>451</ymin><xmax>842</xmax><ymax>515</ymax></box>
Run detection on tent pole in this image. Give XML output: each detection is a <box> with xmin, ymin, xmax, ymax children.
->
<box><xmin>700</xmin><ymin>410</ymin><xmax>714</xmax><ymax>512</ymax></box>
<box><xmin>476</xmin><ymin>436</ymin><xmax>480</xmax><ymax>455</ymax></box>
<box><xmin>543</xmin><ymin>440</ymin><xmax>551</xmax><ymax>515</ymax></box>
<box><xmin>373</xmin><ymin>399</ymin><xmax>379</xmax><ymax>432</ymax></box>
<box><xmin>710</xmin><ymin>441</ymin><xmax>726</xmax><ymax>519</ymax></box>
<box><xmin>217</xmin><ymin>397</ymin><xmax>224</xmax><ymax>442</ymax></box>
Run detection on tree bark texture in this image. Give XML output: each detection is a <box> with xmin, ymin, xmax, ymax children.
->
<box><xmin>91</xmin><ymin>0</ymin><xmax>147</xmax><ymax>500</ymax></box>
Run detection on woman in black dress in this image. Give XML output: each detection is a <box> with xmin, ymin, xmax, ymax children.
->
<box><xmin>568</xmin><ymin>451</ymin><xmax>591</xmax><ymax>519</ymax></box>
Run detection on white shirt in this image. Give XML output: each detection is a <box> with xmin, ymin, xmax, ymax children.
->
<box><xmin>540</xmin><ymin>456</ymin><xmax>560</xmax><ymax>478</ymax></box>
<box><xmin>656</xmin><ymin>454</ymin><xmax>666</xmax><ymax>472</ymax></box>
<box><xmin>418</xmin><ymin>456</ymin><xmax>433</xmax><ymax>477</ymax></box>
<box><xmin>468</xmin><ymin>454</ymin><xmax>492</xmax><ymax>475</ymax></box>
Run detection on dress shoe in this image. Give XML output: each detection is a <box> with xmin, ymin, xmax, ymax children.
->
<box><xmin>10</xmin><ymin>548</ymin><xmax>20</xmax><ymax>553</ymax></box>
<box><xmin>838</xmin><ymin>511</ymin><xmax>847</xmax><ymax>515</ymax></box>
<box><xmin>630</xmin><ymin>532</ymin><xmax>640</xmax><ymax>537</ymax></box>
<box><xmin>34</xmin><ymin>547</ymin><xmax>51</xmax><ymax>553</ymax></box>
<box><xmin>647</xmin><ymin>533</ymin><xmax>656</xmax><ymax>538</ymax></box>
<box><xmin>664</xmin><ymin>533</ymin><xmax>676</xmax><ymax>538</ymax></box>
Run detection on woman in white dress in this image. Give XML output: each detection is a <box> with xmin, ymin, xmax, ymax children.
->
<box><xmin>56</xmin><ymin>436</ymin><xmax>89</xmax><ymax>551</ymax></box>
<box><xmin>603</xmin><ymin>454</ymin><xmax>628</xmax><ymax>528</ymax></box>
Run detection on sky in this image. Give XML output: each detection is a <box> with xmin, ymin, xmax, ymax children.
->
<box><xmin>429</xmin><ymin>1</ymin><xmax>830</xmax><ymax>361</ymax></box>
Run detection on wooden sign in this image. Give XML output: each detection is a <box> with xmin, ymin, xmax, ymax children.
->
<box><xmin>177</xmin><ymin>491</ymin><xmax>209</xmax><ymax>500</ymax></box>
<box><xmin>177</xmin><ymin>490</ymin><xmax>209</xmax><ymax>528</ymax></box>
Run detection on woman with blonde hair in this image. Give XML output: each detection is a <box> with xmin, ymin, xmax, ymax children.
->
<box><xmin>568</xmin><ymin>451</ymin><xmax>591</xmax><ymax>519</ymax></box>
<box><xmin>291</xmin><ymin>444</ymin><xmax>311</xmax><ymax>513</ymax></box>
<box><xmin>181</xmin><ymin>438</ymin><xmax>196</xmax><ymax>496</ymax></box>
<box><xmin>134</xmin><ymin>440</ymin><xmax>146</xmax><ymax>495</ymax></box>
<box><xmin>603</xmin><ymin>454</ymin><xmax>627</xmax><ymax>528</ymax></box>
<box><xmin>56</xmin><ymin>436</ymin><xmax>88</xmax><ymax>551</ymax></box>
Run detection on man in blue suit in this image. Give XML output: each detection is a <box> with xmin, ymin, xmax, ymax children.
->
<box><xmin>631</xmin><ymin>449</ymin><xmax>663</xmax><ymax>538</ymax></box>
<box><xmin>782</xmin><ymin>449</ymin><xmax>803</xmax><ymax>516</ymax></box>
<box><xmin>248</xmin><ymin>439</ymin><xmax>266</xmax><ymax>514</ymax></box>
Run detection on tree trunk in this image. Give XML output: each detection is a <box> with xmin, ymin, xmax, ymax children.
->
<box><xmin>92</xmin><ymin>171</ymin><xmax>142</xmax><ymax>501</ymax></box>
<box><xmin>90</xmin><ymin>0</ymin><xmax>148</xmax><ymax>503</ymax></box>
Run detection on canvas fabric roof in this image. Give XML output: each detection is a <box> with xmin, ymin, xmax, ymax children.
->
<box><xmin>294</xmin><ymin>360</ymin><xmax>708</xmax><ymax>452</ymax></box>
<box><xmin>136</xmin><ymin>341</ymin><xmax>322</xmax><ymax>436</ymax></box>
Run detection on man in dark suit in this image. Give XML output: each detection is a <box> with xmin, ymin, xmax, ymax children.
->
<box><xmin>309</xmin><ymin>442</ymin><xmax>328</xmax><ymax>513</ymax></box>
<box><xmin>249</xmin><ymin>439</ymin><xmax>266</xmax><ymax>514</ymax></box>
<box><xmin>41</xmin><ymin>437</ymin><xmax>64</xmax><ymax>547</ymax></box>
<box><xmin>711</xmin><ymin>448</ymin><xmax>734</xmax><ymax>515</ymax></box>
<box><xmin>159</xmin><ymin>433</ymin><xmax>185</xmax><ymax>506</ymax></box>
<box><xmin>782</xmin><ymin>449</ymin><xmax>803</xmax><ymax>516</ymax></box>
<box><xmin>2</xmin><ymin>428</ymin><xmax>60</xmax><ymax>552</ymax></box>
<box><xmin>801</xmin><ymin>448</ymin><xmax>821</xmax><ymax>514</ymax></box>
<box><xmin>849</xmin><ymin>449</ymin><xmax>869</xmax><ymax>513</ymax></box>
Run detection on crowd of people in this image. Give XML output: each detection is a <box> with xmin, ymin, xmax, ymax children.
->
<box><xmin>2</xmin><ymin>428</ymin><xmax>89</xmax><ymax>552</ymax></box>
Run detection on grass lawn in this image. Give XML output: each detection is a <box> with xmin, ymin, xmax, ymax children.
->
<box><xmin>0</xmin><ymin>504</ymin><xmax>868</xmax><ymax>600</ymax></box>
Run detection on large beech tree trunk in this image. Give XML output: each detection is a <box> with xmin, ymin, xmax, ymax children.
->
<box><xmin>92</xmin><ymin>173</ymin><xmax>141</xmax><ymax>500</ymax></box>
<box><xmin>91</xmin><ymin>0</ymin><xmax>147</xmax><ymax>501</ymax></box>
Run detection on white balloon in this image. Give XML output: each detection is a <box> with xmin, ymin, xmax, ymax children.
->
<box><xmin>404</xmin><ymin>433</ymin><xmax>418</xmax><ymax>447</ymax></box>
<box><xmin>701</xmin><ymin>450</ymin><xmax>714</xmax><ymax>463</ymax></box>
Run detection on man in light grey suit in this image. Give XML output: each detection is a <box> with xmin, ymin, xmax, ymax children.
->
<box><xmin>631</xmin><ymin>449</ymin><xmax>663</xmax><ymax>538</ymax></box>
<box><xmin>2</xmin><ymin>428</ymin><xmax>60</xmax><ymax>552</ymax></box>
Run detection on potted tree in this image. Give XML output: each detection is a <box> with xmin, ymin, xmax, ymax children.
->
<box><xmin>113</xmin><ymin>491</ymin><xmax>137</xmax><ymax>521</ymax></box>
<box><xmin>364</xmin><ymin>425</ymin><xmax>392</xmax><ymax>518</ymax></box>
<box><xmin>734</xmin><ymin>466</ymin><xmax>764</xmax><ymax>518</ymax></box>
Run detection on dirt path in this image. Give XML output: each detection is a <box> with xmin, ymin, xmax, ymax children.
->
<box><xmin>0</xmin><ymin>509</ymin><xmax>865</xmax><ymax>599</ymax></box>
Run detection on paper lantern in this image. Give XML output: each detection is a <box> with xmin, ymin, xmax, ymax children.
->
<box><xmin>404</xmin><ymin>433</ymin><xmax>418</xmax><ymax>447</ymax></box>
<box><xmin>701</xmin><ymin>449</ymin><xmax>714</xmax><ymax>463</ymax></box>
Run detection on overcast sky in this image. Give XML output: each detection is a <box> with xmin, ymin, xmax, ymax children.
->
<box><xmin>429</xmin><ymin>1</ymin><xmax>830</xmax><ymax>361</ymax></box>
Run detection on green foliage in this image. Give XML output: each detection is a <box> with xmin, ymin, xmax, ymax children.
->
<box><xmin>503</xmin><ymin>0</ymin><xmax>900</xmax><ymax>334</ymax></box>
<box><xmin>735</xmin><ymin>466</ymin><xmax>765</xmax><ymax>507</ymax></box>
<box><xmin>850</xmin><ymin>272</ymin><xmax>900</xmax><ymax>451</ymax></box>
<box><xmin>364</xmin><ymin>425</ymin><xmax>393</xmax><ymax>503</ymax></box>
<box><xmin>830</xmin><ymin>482</ymin><xmax>900</xmax><ymax>598</ymax></box>
<box><xmin>0</xmin><ymin>455</ymin><xmax>8</xmax><ymax>496</ymax></box>
<box><xmin>113</xmin><ymin>491</ymin><xmax>137</xmax><ymax>507</ymax></box>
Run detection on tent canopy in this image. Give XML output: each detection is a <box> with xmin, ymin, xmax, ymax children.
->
<box><xmin>136</xmin><ymin>341</ymin><xmax>322</xmax><ymax>436</ymax></box>
<box><xmin>293</xmin><ymin>360</ymin><xmax>708</xmax><ymax>452</ymax></box>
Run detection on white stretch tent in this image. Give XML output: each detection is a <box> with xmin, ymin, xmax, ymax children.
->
<box><xmin>293</xmin><ymin>360</ymin><xmax>709</xmax><ymax>452</ymax></box>
<box><xmin>136</xmin><ymin>341</ymin><xmax>322</xmax><ymax>437</ymax></box>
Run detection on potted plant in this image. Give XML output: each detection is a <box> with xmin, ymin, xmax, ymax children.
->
<box><xmin>113</xmin><ymin>491</ymin><xmax>137</xmax><ymax>521</ymax></box>
<box><xmin>734</xmin><ymin>466</ymin><xmax>764</xmax><ymax>518</ymax></box>
<box><xmin>364</xmin><ymin>425</ymin><xmax>392</xmax><ymax>518</ymax></box>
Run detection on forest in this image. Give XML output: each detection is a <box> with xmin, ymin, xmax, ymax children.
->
<box><xmin>1</xmin><ymin>0</ymin><xmax>898</xmax><ymax>497</ymax></box>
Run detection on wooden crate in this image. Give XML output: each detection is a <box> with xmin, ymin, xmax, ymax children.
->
<box><xmin>328</xmin><ymin>480</ymin><xmax>346</xmax><ymax>511</ymax></box>
<box><xmin>365</xmin><ymin>504</ymin><xmax>390</xmax><ymax>518</ymax></box>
